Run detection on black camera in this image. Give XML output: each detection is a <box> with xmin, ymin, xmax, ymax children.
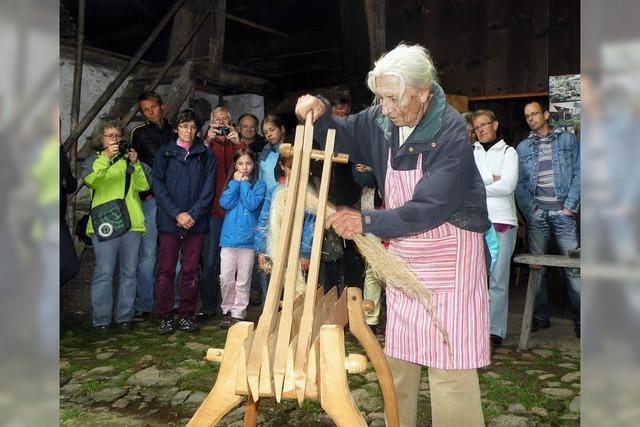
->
<box><xmin>114</xmin><ymin>140</ymin><xmax>131</xmax><ymax>161</ymax></box>
<box><xmin>218</xmin><ymin>126</ymin><xmax>230</xmax><ymax>136</ymax></box>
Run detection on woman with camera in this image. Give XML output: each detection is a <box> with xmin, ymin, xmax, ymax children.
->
<box><xmin>81</xmin><ymin>119</ymin><xmax>150</xmax><ymax>334</ymax></box>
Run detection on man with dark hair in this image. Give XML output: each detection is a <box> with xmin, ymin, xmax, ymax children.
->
<box><xmin>516</xmin><ymin>100</ymin><xmax>581</xmax><ymax>337</ymax></box>
<box><xmin>153</xmin><ymin>109</ymin><xmax>216</xmax><ymax>334</ymax></box>
<box><xmin>331</xmin><ymin>95</ymin><xmax>351</xmax><ymax>118</ymax></box>
<box><xmin>237</xmin><ymin>113</ymin><xmax>266</xmax><ymax>155</ymax></box>
<box><xmin>130</xmin><ymin>91</ymin><xmax>175</xmax><ymax>317</ymax></box>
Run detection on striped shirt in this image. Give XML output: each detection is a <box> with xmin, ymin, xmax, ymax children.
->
<box><xmin>533</xmin><ymin>129</ymin><xmax>563</xmax><ymax>211</ymax></box>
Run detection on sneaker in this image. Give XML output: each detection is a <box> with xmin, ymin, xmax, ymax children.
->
<box><xmin>490</xmin><ymin>334</ymin><xmax>503</xmax><ymax>347</ymax></box>
<box><xmin>118</xmin><ymin>321</ymin><xmax>133</xmax><ymax>331</ymax></box>
<box><xmin>94</xmin><ymin>325</ymin><xmax>109</xmax><ymax>335</ymax></box>
<box><xmin>158</xmin><ymin>317</ymin><xmax>174</xmax><ymax>335</ymax></box>
<box><xmin>531</xmin><ymin>318</ymin><xmax>551</xmax><ymax>332</ymax></box>
<box><xmin>178</xmin><ymin>316</ymin><xmax>200</xmax><ymax>333</ymax></box>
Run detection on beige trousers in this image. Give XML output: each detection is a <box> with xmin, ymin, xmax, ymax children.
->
<box><xmin>385</xmin><ymin>356</ymin><xmax>485</xmax><ymax>427</ymax></box>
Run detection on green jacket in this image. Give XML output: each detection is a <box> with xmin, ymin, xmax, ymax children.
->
<box><xmin>82</xmin><ymin>152</ymin><xmax>150</xmax><ymax>235</ymax></box>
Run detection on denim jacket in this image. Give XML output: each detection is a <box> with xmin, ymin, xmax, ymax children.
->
<box><xmin>515</xmin><ymin>128</ymin><xmax>580</xmax><ymax>217</ymax></box>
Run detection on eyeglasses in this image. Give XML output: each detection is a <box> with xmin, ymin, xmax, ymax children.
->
<box><xmin>524</xmin><ymin>111</ymin><xmax>543</xmax><ymax>120</ymax></box>
<box><xmin>472</xmin><ymin>121</ymin><xmax>494</xmax><ymax>132</ymax></box>
<box><xmin>239</xmin><ymin>126</ymin><xmax>256</xmax><ymax>131</ymax></box>
<box><xmin>211</xmin><ymin>117</ymin><xmax>230</xmax><ymax>124</ymax></box>
<box><xmin>103</xmin><ymin>133</ymin><xmax>122</xmax><ymax>139</ymax></box>
<box><xmin>178</xmin><ymin>124</ymin><xmax>198</xmax><ymax>131</ymax></box>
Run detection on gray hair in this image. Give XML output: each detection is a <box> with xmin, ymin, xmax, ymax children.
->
<box><xmin>93</xmin><ymin>118</ymin><xmax>124</xmax><ymax>149</ymax></box>
<box><xmin>366</xmin><ymin>43</ymin><xmax>438</xmax><ymax>99</ymax></box>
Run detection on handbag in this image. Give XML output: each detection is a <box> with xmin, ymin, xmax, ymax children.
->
<box><xmin>90</xmin><ymin>163</ymin><xmax>133</xmax><ymax>242</ymax></box>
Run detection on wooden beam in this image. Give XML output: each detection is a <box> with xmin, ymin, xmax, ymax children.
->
<box><xmin>208</xmin><ymin>0</ymin><xmax>226</xmax><ymax>77</ymax></box>
<box><xmin>468</xmin><ymin>91</ymin><xmax>548</xmax><ymax>101</ymax></box>
<box><xmin>69</xmin><ymin>0</ymin><xmax>85</xmax><ymax>225</ymax></box>
<box><xmin>364</xmin><ymin>0</ymin><xmax>386</xmax><ymax>66</ymax></box>
<box><xmin>243</xmin><ymin>47</ymin><xmax>340</xmax><ymax>63</ymax></box>
<box><xmin>62</xmin><ymin>0</ymin><xmax>188</xmax><ymax>153</ymax></box>
<box><xmin>226</xmin><ymin>13</ymin><xmax>291</xmax><ymax>38</ymax></box>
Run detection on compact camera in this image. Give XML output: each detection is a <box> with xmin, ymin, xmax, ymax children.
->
<box><xmin>217</xmin><ymin>126</ymin><xmax>231</xmax><ymax>136</ymax></box>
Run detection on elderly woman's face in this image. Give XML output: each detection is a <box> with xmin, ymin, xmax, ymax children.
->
<box><xmin>375</xmin><ymin>75</ymin><xmax>429</xmax><ymax>127</ymax></box>
<box><xmin>101</xmin><ymin>127</ymin><xmax>122</xmax><ymax>149</ymax></box>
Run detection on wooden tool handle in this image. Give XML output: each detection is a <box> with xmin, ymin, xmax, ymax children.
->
<box><xmin>279</xmin><ymin>143</ymin><xmax>349</xmax><ymax>164</ymax></box>
<box><xmin>205</xmin><ymin>348</ymin><xmax>224</xmax><ymax>363</ymax></box>
<box><xmin>345</xmin><ymin>354</ymin><xmax>368</xmax><ymax>374</ymax></box>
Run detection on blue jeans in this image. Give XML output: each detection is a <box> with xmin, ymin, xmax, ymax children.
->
<box><xmin>489</xmin><ymin>226</ymin><xmax>517</xmax><ymax>338</ymax></box>
<box><xmin>135</xmin><ymin>197</ymin><xmax>157</xmax><ymax>313</ymax></box>
<box><xmin>526</xmin><ymin>209</ymin><xmax>581</xmax><ymax>324</ymax></box>
<box><xmin>90</xmin><ymin>231</ymin><xmax>142</xmax><ymax>326</ymax></box>
<box><xmin>199</xmin><ymin>216</ymin><xmax>223</xmax><ymax>313</ymax></box>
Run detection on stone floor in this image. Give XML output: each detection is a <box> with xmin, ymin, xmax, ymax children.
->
<box><xmin>60</xmin><ymin>300</ymin><xmax>580</xmax><ymax>427</ymax></box>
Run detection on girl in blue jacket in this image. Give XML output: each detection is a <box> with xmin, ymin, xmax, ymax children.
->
<box><xmin>218</xmin><ymin>148</ymin><xmax>266</xmax><ymax>327</ymax></box>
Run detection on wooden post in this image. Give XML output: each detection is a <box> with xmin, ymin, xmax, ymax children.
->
<box><xmin>363</xmin><ymin>0</ymin><xmax>386</xmax><ymax>66</ymax></box>
<box><xmin>62</xmin><ymin>0</ymin><xmax>188</xmax><ymax>152</ymax></box>
<box><xmin>69</xmin><ymin>0</ymin><xmax>85</xmax><ymax>226</ymax></box>
<box><xmin>208</xmin><ymin>0</ymin><xmax>226</xmax><ymax>77</ymax></box>
<box><xmin>519</xmin><ymin>265</ymin><xmax>542</xmax><ymax>351</ymax></box>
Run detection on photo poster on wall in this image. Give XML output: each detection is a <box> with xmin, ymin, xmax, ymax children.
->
<box><xmin>549</xmin><ymin>74</ymin><xmax>581</xmax><ymax>135</ymax></box>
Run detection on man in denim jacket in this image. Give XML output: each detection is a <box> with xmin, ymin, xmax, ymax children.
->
<box><xmin>515</xmin><ymin>101</ymin><xmax>580</xmax><ymax>337</ymax></box>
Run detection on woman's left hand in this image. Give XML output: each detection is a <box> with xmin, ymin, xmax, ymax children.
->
<box><xmin>326</xmin><ymin>206</ymin><xmax>362</xmax><ymax>239</ymax></box>
<box><xmin>128</xmin><ymin>148</ymin><xmax>138</xmax><ymax>164</ymax></box>
<box><xmin>227</xmin><ymin>127</ymin><xmax>240</xmax><ymax>144</ymax></box>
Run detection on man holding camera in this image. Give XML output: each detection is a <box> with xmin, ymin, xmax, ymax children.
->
<box><xmin>196</xmin><ymin>106</ymin><xmax>241</xmax><ymax>320</ymax></box>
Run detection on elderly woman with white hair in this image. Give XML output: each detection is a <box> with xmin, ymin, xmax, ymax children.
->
<box><xmin>296</xmin><ymin>43</ymin><xmax>491</xmax><ymax>426</ymax></box>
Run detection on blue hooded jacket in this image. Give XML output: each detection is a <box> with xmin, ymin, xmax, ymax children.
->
<box><xmin>219</xmin><ymin>179</ymin><xmax>267</xmax><ymax>248</ymax></box>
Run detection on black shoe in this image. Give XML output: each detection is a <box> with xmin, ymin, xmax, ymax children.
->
<box><xmin>158</xmin><ymin>317</ymin><xmax>174</xmax><ymax>335</ymax></box>
<box><xmin>94</xmin><ymin>325</ymin><xmax>109</xmax><ymax>335</ymax></box>
<box><xmin>195</xmin><ymin>310</ymin><xmax>213</xmax><ymax>322</ymax></box>
<box><xmin>490</xmin><ymin>334</ymin><xmax>503</xmax><ymax>346</ymax></box>
<box><xmin>575</xmin><ymin>324</ymin><xmax>580</xmax><ymax>338</ymax></box>
<box><xmin>531</xmin><ymin>318</ymin><xmax>551</xmax><ymax>332</ymax></box>
<box><xmin>118</xmin><ymin>321</ymin><xmax>133</xmax><ymax>331</ymax></box>
<box><xmin>178</xmin><ymin>316</ymin><xmax>200</xmax><ymax>333</ymax></box>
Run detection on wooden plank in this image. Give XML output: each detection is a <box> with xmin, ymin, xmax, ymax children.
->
<box><xmin>363</xmin><ymin>0</ymin><xmax>386</xmax><ymax>66</ymax></box>
<box><xmin>245</xmin><ymin>123</ymin><xmax>305</xmax><ymax>400</ymax></box>
<box><xmin>519</xmin><ymin>267</ymin><xmax>542</xmax><ymax>351</ymax></box>
<box><xmin>329</xmin><ymin>287</ymin><xmax>349</xmax><ymax>327</ymax></box>
<box><xmin>272</xmin><ymin>114</ymin><xmax>315</xmax><ymax>402</ymax></box>
<box><xmin>346</xmin><ymin>287</ymin><xmax>399</xmax><ymax>427</ymax></box>
<box><xmin>468</xmin><ymin>91</ymin><xmax>549</xmax><ymax>101</ymax></box>
<box><xmin>513</xmin><ymin>253</ymin><xmax>580</xmax><ymax>269</ymax></box>
<box><xmin>226</xmin><ymin>13</ymin><xmax>291</xmax><ymax>38</ymax></box>
<box><xmin>445</xmin><ymin>95</ymin><xmax>469</xmax><ymax>113</ymax></box>
<box><xmin>258</xmin><ymin>334</ymin><xmax>276</xmax><ymax>397</ymax></box>
<box><xmin>319</xmin><ymin>325</ymin><xmax>367</xmax><ymax>427</ymax></box>
<box><xmin>293</xmin><ymin>130</ymin><xmax>336</xmax><ymax>404</ymax></box>
<box><xmin>188</xmin><ymin>321</ymin><xmax>253</xmax><ymax>427</ymax></box>
<box><xmin>208</xmin><ymin>0</ymin><xmax>226</xmax><ymax>76</ymax></box>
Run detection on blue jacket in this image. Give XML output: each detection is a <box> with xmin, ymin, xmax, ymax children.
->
<box><xmin>219</xmin><ymin>179</ymin><xmax>267</xmax><ymax>248</ymax></box>
<box><xmin>515</xmin><ymin>128</ymin><xmax>580</xmax><ymax>217</ymax></box>
<box><xmin>152</xmin><ymin>138</ymin><xmax>216</xmax><ymax>235</ymax></box>
<box><xmin>312</xmin><ymin>83</ymin><xmax>490</xmax><ymax>239</ymax></box>
<box><xmin>254</xmin><ymin>184</ymin><xmax>315</xmax><ymax>259</ymax></box>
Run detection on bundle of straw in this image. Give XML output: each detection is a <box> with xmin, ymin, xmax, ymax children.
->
<box><xmin>304</xmin><ymin>191</ymin><xmax>451</xmax><ymax>354</ymax></box>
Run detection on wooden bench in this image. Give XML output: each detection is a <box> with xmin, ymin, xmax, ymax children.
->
<box><xmin>512</xmin><ymin>253</ymin><xmax>581</xmax><ymax>351</ymax></box>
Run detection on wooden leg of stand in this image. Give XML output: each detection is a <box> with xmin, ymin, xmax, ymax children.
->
<box><xmin>347</xmin><ymin>287</ymin><xmax>400</xmax><ymax>427</ymax></box>
<box><xmin>243</xmin><ymin>395</ymin><xmax>259</xmax><ymax>427</ymax></box>
<box><xmin>188</xmin><ymin>322</ymin><xmax>254</xmax><ymax>427</ymax></box>
<box><xmin>319</xmin><ymin>325</ymin><xmax>367</xmax><ymax>427</ymax></box>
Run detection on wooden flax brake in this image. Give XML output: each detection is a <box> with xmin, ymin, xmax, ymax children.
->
<box><xmin>188</xmin><ymin>115</ymin><xmax>399</xmax><ymax>427</ymax></box>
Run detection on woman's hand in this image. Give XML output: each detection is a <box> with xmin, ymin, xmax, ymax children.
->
<box><xmin>227</xmin><ymin>127</ymin><xmax>240</xmax><ymax>144</ymax></box>
<box><xmin>326</xmin><ymin>206</ymin><xmax>362</xmax><ymax>239</ymax></box>
<box><xmin>258</xmin><ymin>253</ymin><xmax>271</xmax><ymax>272</ymax></box>
<box><xmin>295</xmin><ymin>94</ymin><xmax>326</xmax><ymax>123</ymax></box>
<box><xmin>103</xmin><ymin>142</ymin><xmax>119</xmax><ymax>158</ymax></box>
<box><xmin>128</xmin><ymin>148</ymin><xmax>138</xmax><ymax>164</ymax></box>
<box><xmin>175</xmin><ymin>212</ymin><xmax>195</xmax><ymax>229</ymax></box>
<box><xmin>233</xmin><ymin>171</ymin><xmax>244</xmax><ymax>181</ymax></box>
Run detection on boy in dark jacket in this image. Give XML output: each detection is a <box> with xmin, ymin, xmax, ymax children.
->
<box><xmin>152</xmin><ymin>109</ymin><xmax>216</xmax><ymax>334</ymax></box>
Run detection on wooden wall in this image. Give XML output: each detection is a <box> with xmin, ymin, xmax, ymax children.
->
<box><xmin>386</xmin><ymin>0</ymin><xmax>580</xmax><ymax>97</ymax></box>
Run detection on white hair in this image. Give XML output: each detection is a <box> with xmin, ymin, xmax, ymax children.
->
<box><xmin>366</xmin><ymin>43</ymin><xmax>438</xmax><ymax>99</ymax></box>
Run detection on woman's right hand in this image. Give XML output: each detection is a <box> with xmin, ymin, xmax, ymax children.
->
<box><xmin>295</xmin><ymin>94</ymin><xmax>326</xmax><ymax>123</ymax></box>
<box><xmin>103</xmin><ymin>142</ymin><xmax>119</xmax><ymax>158</ymax></box>
<box><xmin>233</xmin><ymin>171</ymin><xmax>244</xmax><ymax>181</ymax></box>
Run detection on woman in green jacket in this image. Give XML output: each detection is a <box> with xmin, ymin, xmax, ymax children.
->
<box><xmin>81</xmin><ymin>119</ymin><xmax>150</xmax><ymax>333</ymax></box>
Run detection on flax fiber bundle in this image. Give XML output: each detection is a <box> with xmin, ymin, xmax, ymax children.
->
<box><xmin>304</xmin><ymin>191</ymin><xmax>451</xmax><ymax>353</ymax></box>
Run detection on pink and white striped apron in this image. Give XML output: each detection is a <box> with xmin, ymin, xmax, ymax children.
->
<box><xmin>384</xmin><ymin>151</ymin><xmax>490</xmax><ymax>369</ymax></box>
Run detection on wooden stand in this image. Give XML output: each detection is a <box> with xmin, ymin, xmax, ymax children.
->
<box><xmin>188</xmin><ymin>116</ymin><xmax>399</xmax><ymax>427</ymax></box>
